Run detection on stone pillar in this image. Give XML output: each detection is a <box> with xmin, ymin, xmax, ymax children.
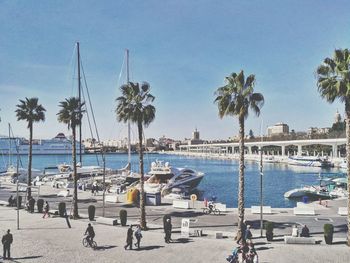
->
<box><xmin>332</xmin><ymin>144</ymin><xmax>337</xmax><ymax>158</ymax></box>
<box><xmin>297</xmin><ymin>145</ymin><xmax>302</xmax><ymax>155</ymax></box>
<box><xmin>281</xmin><ymin>145</ymin><xmax>285</xmax><ymax>156</ymax></box>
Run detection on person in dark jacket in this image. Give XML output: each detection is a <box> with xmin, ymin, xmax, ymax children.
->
<box><xmin>164</xmin><ymin>218</ymin><xmax>172</xmax><ymax>243</ymax></box>
<box><xmin>124</xmin><ymin>226</ymin><xmax>133</xmax><ymax>250</ymax></box>
<box><xmin>7</xmin><ymin>196</ymin><xmax>13</xmax><ymax>207</ymax></box>
<box><xmin>2</xmin><ymin>229</ymin><xmax>13</xmax><ymax>259</ymax></box>
<box><xmin>84</xmin><ymin>223</ymin><xmax>95</xmax><ymax>246</ymax></box>
<box><xmin>300</xmin><ymin>225</ymin><xmax>310</xmax><ymax>237</ymax></box>
<box><xmin>28</xmin><ymin>197</ymin><xmax>35</xmax><ymax>213</ymax></box>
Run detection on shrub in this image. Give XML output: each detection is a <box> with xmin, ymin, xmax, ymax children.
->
<box><xmin>58</xmin><ymin>202</ymin><xmax>66</xmax><ymax>217</ymax></box>
<box><xmin>37</xmin><ymin>199</ymin><xmax>44</xmax><ymax>213</ymax></box>
<box><xmin>88</xmin><ymin>205</ymin><xmax>96</xmax><ymax>221</ymax></box>
<box><xmin>324</xmin><ymin>224</ymin><xmax>334</xmax><ymax>245</ymax></box>
<box><xmin>264</xmin><ymin>221</ymin><xmax>274</xmax><ymax>241</ymax></box>
<box><xmin>119</xmin><ymin>209</ymin><xmax>127</xmax><ymax>226</ymax></box>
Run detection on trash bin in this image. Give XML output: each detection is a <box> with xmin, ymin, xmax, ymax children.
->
<box><xmin>126</xmin><ymin>188</ymin><xmax>139</xmax><ymax>204</ymax></box>
<box><xmin>145</xmin><ymin>192</ymin><xmax>161</xmax><ymax>206</ymax></box>
<box><xmin>302</xmin><ymin>196</ymin><xmax>309</xmax><ymax>203</ymax></box>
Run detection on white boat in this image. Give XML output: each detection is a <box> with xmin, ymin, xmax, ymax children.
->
<box><xmin>284</xmin><ymin>185</ymin><xmax>330</xmax><ymax>199</ymax></box>
<box><xmin>0</xmin><ymin>133</ymin><xmax>84</xmax><ymax>155</ymax></box>
<box><xmin>144</xmin><ymin>160</ymin><xmax>204</xmax><ymax>196</ymax></box>
<box><xmin>288</xmin><ymin>155</ymin><xmax>333</xmax><ymax>168</ymax></box>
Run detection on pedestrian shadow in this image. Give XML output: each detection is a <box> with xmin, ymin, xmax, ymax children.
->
<box><xmin>256</xmin><ymin>246</ymin><xmax>272</xmax><ymax>251</ymax></box>
<box><xmin>135</xmin><ymin>245</ymin><xmax>164</xmax><ymax>251</ymax></box>
<box><xmin>332</xmin><ymin>241</ymin><xmax>347</xmax><ymax>245</ymax></box>
<box><xmin>6</xmin><ymin>255</ymin><xmax>43</xmax><ymax>262</ymax></box>
<box><xmin>39</xmin><ymin>194</ymin><xmax>58</xmax><ymax>198</ymax></box>
<box><xmin>94</xmin><ymin>245</ymin><xmax>117</xmax><ymax>251</ymax></box>
<box><xmin>170</xmin><ymin>238</ymin><xmax>193</xmax><ymax>244</ymax></box>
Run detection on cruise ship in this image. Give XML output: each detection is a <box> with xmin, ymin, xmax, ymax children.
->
<box><xmin>0</xmin><ymin>133</ymin><xmax>84</xmax><ymax>155</ymax></box>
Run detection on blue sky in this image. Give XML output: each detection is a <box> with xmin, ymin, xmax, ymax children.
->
<box><xmin>0</xmin><ymin>0</ymin><xmax>350</xmax><ymax>141</ymax></box>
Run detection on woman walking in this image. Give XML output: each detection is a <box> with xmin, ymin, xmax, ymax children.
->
<box><xmin>42</xmin><ymin>201</ymin><xmax>50</xmax><ymax>219</ymax></box>
<box><xmin>134</xmin><ymin>225</ymin><xmax>142</xmax><ymax>249</ymax></box>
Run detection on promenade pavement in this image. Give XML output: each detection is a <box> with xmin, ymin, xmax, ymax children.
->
<box><xmin>1</xmin><ymin>180</ymin><xmax>350</xmax><ymax>262</ymax></box>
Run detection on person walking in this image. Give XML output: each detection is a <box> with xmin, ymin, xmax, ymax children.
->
<box><xmin>124</xmin><ymin>226</ymin><xmax>133</xmax><ymax>250</ymax></box>
<box><xmin>43</xmin><ymin>201</ymin><xmax>50</xmax><ymax>219</ymax></box>
<box><xmin>2</xmin><ymin>229</ymin><xmax>13</xmax><ymax>260</ymax></box>
<box><xmin>7</xmin><ymin>196</ymin><xmax>13</xmax><ymax>207</ymax></box>
<box><xmin>134</xmin><ymin>225</ymin><xmax>142</xmax><ymax>249</ymax></box>
<box><xmin>245</xmin><ymin>225</ymin><xmax>253</xmax><ymax>242</ymax></box>
<box><xmin>164</xmin><ymin>218</ymin><xmax>172</xmax><ymax>243</ymax></box>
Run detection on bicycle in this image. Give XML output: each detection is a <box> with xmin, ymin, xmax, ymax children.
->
<box><xmin>82</xmin><ymin>235</ymin><xmax>97</xmax><ymax>249</ymax></box>
<box><xmin>202</xmin><ymin>202</ymin><xmax>221</xmax><ymax>215</ymax></box>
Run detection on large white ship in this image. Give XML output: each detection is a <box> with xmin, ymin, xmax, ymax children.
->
<box><xmin>0</xmin><ymin>133</ymin><xmax>84</xmax><ymax>155</ymax></box>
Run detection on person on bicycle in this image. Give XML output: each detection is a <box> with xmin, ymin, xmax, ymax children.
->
<box><xmin>85</xmin><ymin>223</ymin><xmax>95</xmax><ymax>246</ymax></box>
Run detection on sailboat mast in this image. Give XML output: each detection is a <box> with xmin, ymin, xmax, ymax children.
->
<box><xmin>8</xmin><ymin>123</ymin><xmax>11</xmax><ymax>166</ymax></box>
<box><xmin>126</xmin><ymin>49</ymin><xmax>131</xmax><ymax>167</ymax></box>
<box><xmin>77</xmin><ymin>42</ymin><xmax>82</xmax><ymax>164</ymax></box>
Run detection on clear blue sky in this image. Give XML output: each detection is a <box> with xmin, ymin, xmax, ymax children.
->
<box><xmin>0</xmin><ymin>0</ymin><xmax>349</xmax><ymax>141</ymax></box>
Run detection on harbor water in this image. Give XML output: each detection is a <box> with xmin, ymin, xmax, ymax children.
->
<box><xmin>0</xmin><ymin>153</ymin><xmax>344</xmax><ymax>208</ymax></box>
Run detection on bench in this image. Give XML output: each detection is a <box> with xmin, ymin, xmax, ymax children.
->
<box><xmin>173</xmin><ymin>200</ymin><xmax>189</xmax><ymax>209</ymax></box>
<box><xmin>215</xmin><ymin>203</ymin><xmax>227</xmax><ymax>212</ymax></box>
<box><xmin>338</xmin><ymin>207</ymin><xmax>348</xmax><ymax>216</ymax></box>
<box><xmin>96</xmin><ymin>217</ymin><xmax>118</xmax><ymax>226</ymax></box>
<box><xmin>105</xmin><ymin>195</ymin><xmax>118</xmax><ymax>203</ymax></box>
<box><xmin>0</xmin><ymin>200</ymin><xmax>8</xmax><ymax>206</ymax></box>
<box><xmin>57</xmin><ymin>190</ymin><xmax>70</xmax><ymax>197</ymax></box>
<box><xmin>293</xmin><ymin>207</ymin><xmax>315</xmax><ymax>215</ymax></box>
<box><xmin>251</xmin><ymin>206</ymin><xmax>272</xmax><ymax>214</ymax></box>
<box><xmin>284</xmin><ymin>236</ymin><xmax>317</xmax><ymax>244</ymax></box>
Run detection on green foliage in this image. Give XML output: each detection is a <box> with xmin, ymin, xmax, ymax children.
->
<box><xmin>57</xmin><ymin>97</ymin><xmax>85</xmax><ymax>130</ymax></box>
<box><xmin>15</xmin><ymin>97</ymin><xmax>46</xmax><ymax>128</ymax></box>
<box><xmin>264</xmin><ymin>221</ymin><xmax>274</xmax><ymax>233</ymax></box>
<box><xmin>88</xmin><ymin>205</ymin><xmax>95</xmax><ymax>221</ymax></box>
<box><xmin>119</xmin><ymin>209</ymin><xmax>127</xmax><ymax>226</ymax></box>
<box><xmin>115</xmin><ymin>82</ymin><xmax>156</xmax><ymax>127</ymax></box>
<box><xmin>323</xmin><ymin>224</ymin><xmax>334</xmax><ymax>236</ymax></box>
<box><xmin>37</xmin><ymin>199</ymin><xmax>44</xmax><ymax>213</ymax></box>
<box><xmin>214</xmin><ymin>70</ymin><xmax>264</xmax><ymax>120</ymax></box>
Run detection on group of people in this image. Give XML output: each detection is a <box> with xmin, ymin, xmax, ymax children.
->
<box><xmin>292</xmin><ymin>224</ymin><xmax>310</xmax><ymax>237</ymax></box>
<box><xmin>227</xmin><ymin>220</ymin><xmax>258</xmax><ymax>263</ymax></box>
<box><xmin>124</xmin><ymin>225</ymin><xmax>143</xmax><ymax>250</ymax></box>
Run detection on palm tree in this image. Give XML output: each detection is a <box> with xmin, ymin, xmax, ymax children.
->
<box><xmin>15</xmin><ymin>97</ymin><xmax>46</xmax><ymax>200</ymax></box>
<box><xmin>57</xmin><ymin>97</ymin><xmax>84</xmax><ymax>219</ymax></box>
<box><xmin>116</xmin><ymin>82</ymin><xmax>155</xmax><ymax>229</ymax></box>
<box><xmin>214</xmin><ymin>70</ymin><xmax>264</xmax><ymax>238</ymax></box>
<box><xmin>316</xmin><ymin>48</ymin><xmax>350</xmax><ymax>246</ymax></box>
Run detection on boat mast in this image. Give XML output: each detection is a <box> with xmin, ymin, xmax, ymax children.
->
<box><xmin>8</xmin><ymin>123</ymin><xmax>11</xmax><ymax>166</ymax></box>
<box><xmin>126</xmin><ymin>49</ymin><xmax>131</xmax><ymax>169</ymax></box>
<box><xmin>77</xmin><ymin>42</ymin><xmax>82</xmax><ymax>164</ymax></box>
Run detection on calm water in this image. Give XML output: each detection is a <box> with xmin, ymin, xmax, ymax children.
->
<box><xmin>0</xmin><ymin>153</ymin><xmax>345</xmax><ymax>208</ymax></box>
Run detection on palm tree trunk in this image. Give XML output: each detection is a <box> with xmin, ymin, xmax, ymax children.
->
<box><xmin>345</xmin><ymin>100</ymin><xmax>350</xmax><ymax>246</ymax></box>
<box><xmin>27</xmin><ymin>122</ymin><xmax>33</xmax><ymax>200</ymax></box>
<box><xmin>138</xmin><ymin>120</ymin><xmax>146</xmax><ymax>229</ymax></box>
<box><xmin>237</xmin><ymin>114</ymin><xmax>245</xmax><ymax>238</ymax></box>
<box><xmin>72</xmin><ymin>126</ymin><xmax>79</xmax><ymax>219</ymax></box>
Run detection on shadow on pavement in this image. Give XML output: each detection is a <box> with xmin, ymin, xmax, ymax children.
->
<box><xmin>171</xmin><ymin>238</ymin><xmax>193</xmax><ymax>244</ymax></box>
<box><xmin>135</xmin><ymin>245</ymin><xmax>164</xmax><ymax>251</ymax></box>
<box><xmin>95</xmin><ymin>245</ymin><xmax>117</xmax><ymax>250</ymax></box>
<box><xmin>332</xmin><ymin>241</ymin><xmax>347</xmax><ymax>245</ymax></box>
<box><xmin>256</xmin><ymin>246</ymin><xmax>273</xmax><ymax>251</ymax></box>
<box><xmin>7</xmin><ymin>255</ymin><xmax>43</xmax><ymax>262</ymax></box>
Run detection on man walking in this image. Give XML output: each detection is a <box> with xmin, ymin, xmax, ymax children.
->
<box><xmin>164</xmin><ymin>218</ymin><xmax>172</xmax><ymax>243</ymax></box>
<box><xmin>2</xmin><ymin>229</ymin><xmax>13</xmax><ymax>259</ymax></box>
<box><xmin>124</xmin><ymin>226</ymin><xmax>133</xmax><ymax>250</ymax></box>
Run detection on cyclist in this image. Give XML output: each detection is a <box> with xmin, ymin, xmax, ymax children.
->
<box><xmin>84</xmin><ymin>223</ymin><xmax>95</xmax><ymax>246</ymax></box>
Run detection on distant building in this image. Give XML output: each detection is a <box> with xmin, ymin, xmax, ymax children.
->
<box><xmin>181</xmin><ymin>128</ymin><xmax>205</xmax><ymax>145</ymax></box>
<box><xmin>307</xmin><ymin>127</ymin><xmax>330</xmax><ymax>136</ymax></box>
<box><xmin>334</xmin><ymin>110</ymin><xmax>341</xmax><ymax>123</ymax></box>
<box><xmin>267</xmin><ymin>123</ymin><xmax>289</xmax><ymax>137</ymax></box>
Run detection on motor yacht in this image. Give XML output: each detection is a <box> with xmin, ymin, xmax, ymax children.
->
<box><xmin>288</xmin><ymin>155</ymin><xmax>333</xmax><ymax>168</ymax></box>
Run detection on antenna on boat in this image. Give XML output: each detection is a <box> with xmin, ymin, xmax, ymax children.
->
<box><xmin>126</xmin><ymin>49</ymin><xmax>131</xmax><ymax>169</ymax></box>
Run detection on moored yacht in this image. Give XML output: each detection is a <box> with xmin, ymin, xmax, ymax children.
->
<box><xmin>144</xmin><ymin>160</ymin><xmax>204</xmax><ymax>196</ymax></box>
<box><xmin>288</xmin><ymin>155</ymin><xmax>333</xmax><ymax>168</ymax></box>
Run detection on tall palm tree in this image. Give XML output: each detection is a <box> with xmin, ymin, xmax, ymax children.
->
<box><xmin>116</xmin><ymin>82</ymin><xmax>155</xmax><ymax>229</ymax></box>
<box><xmin>214</xmin><ymin>70</ymin><xmax>264</xmax><ymax>238</ymax></box>
<box><xmin>57</xmin><ymin>97</ymin><xmax>84</xmax><ymax>219</ymax></box>
<box><xmin>316</xmin><ymin>48</ymin><xmax>350</xmax><ymax>246</ymax></box>
<box><xmin>15</xmin><ymin>97</ymin><xmax>46</xmax><ymax>200</ymax></box>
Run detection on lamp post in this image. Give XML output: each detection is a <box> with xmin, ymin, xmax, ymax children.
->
<box><xmin>259</xmin><ymin>146</ymin><xmax>263</xmax><ymax>237</ymax></box>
